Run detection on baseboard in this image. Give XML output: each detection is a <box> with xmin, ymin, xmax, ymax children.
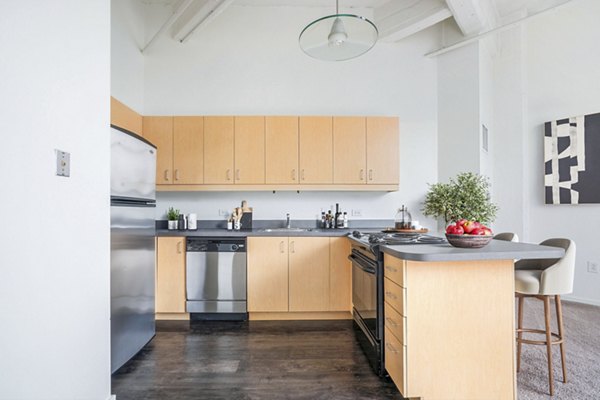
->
<box><xmin>249</xmin><ymin>311</ymin><xmax>352</xmax><ymax>321</ymax></box>
<box><xmin>562</xmin><ymin>295</ymin><xmax>600</xmax><ymax>307</ymax></box>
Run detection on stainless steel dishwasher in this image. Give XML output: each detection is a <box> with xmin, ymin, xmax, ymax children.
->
<box><xmin>186</xmin><ymin>237</ymin><xmax>247</xmax><ymax>319</ymax></box>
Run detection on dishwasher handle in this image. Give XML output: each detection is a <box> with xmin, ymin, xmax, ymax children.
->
<box><xmin>186</xmin><ymin>238</ymin><xmax>246</xmax><ymax>252</ymax></box>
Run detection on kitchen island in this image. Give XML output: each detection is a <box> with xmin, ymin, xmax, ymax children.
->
<box><xmin>380</xmin><ymin>240</ymin><xmax>564</xmax><ymax>400</ymax></box>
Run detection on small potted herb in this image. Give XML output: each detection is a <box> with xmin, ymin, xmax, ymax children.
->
<box><xmin>167</xmin><ymin>207</ymin><xmax>180</xmax><ymax>230</ymax></box>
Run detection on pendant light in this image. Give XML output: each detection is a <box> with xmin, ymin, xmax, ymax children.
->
<box><xmin>299</xmin><ymin>0</ymin><xmax>378</xmax><ymax>62</ymax></box>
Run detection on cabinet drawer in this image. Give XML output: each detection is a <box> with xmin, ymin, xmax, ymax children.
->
<box><xmin>384</xmin><ymin>326</ymin><xmax>407</xmax><ymax>396</ymax></box>
<box><xmin>384</xmin><ymin>277</ymin><xmax>406</xmax><ymax>316</ymax></box>
<box><xmin>384</xmin><ymin>254</ymin><xmax>405</xmax><ymax>287</ymax></box>
<box><xmin>384</xmin><ymin>301</ymin><xmax>406</xmax><ymax>345</ymax></box>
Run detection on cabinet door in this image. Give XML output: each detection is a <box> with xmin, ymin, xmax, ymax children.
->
<box><xmin>299</xmin><ymin>117</ymin><xmax>333</xmax><ymax>184</ymax></box>
<box><xmin>265</xmin><ymin>116</ymin><xmax>299</xmax><ymax>184</ymax></box>
<box><xmin>204</xmin><ymin>116</ymin><xmax>234</xmax><ymax>184</ymax></box>
<box><xmin>329</xmin><ymin>237</ymin><xmax>352</xmax><ymax>311</ymax></box>
<box><xmin>173</xmin><ymin>116</ymin><xmax>204</xmax><ymax>184</ymax></box>
<box><xmin>367</xmin><ymin>117</ymin><xmax>399</xmax><ymax>184</ymax></box>
<box><xmin>289</xmin><ymin>237</ymin><xmax>330</xmax><ymax>312</ymax></box>
<box><xmin>143</xmin><ymin>116</ymin><xmax>173</xmax><ymax>185</ymax></box>
<box><xmin>247</xmin><ymin>237</ymin><xmax>289</xmax><ymax>312</ymax></box>
<box><xmin>156</xmin><ymin>237</ymin><xmax>186</xmax><ymax>313</ymax></box>
<box><xmin>333</xmin><ymin>117</ymin><xmax>366</xmax><ymax>184</ymax></box>
<box><xmin>234</xmin><ymin>116</ymin><xmax>265</xmax><ymax>184</ymax></box>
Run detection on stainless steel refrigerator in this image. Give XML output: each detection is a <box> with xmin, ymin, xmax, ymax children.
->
<box><xmin>110</xmin><ymin>126</ymin><xmax>157</xmax><ymax>373</ymax></box>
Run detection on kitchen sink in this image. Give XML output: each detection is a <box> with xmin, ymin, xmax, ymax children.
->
<box><xmin>258</xmin><ymin>228</ymin><xmax>314</xmax><ymax>232</ymax></box>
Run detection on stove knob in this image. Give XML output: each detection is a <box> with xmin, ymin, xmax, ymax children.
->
<box><xmin>231</xmin><ymin>244</ymin><xmax>239</xmax><ymax>251</ymax></box>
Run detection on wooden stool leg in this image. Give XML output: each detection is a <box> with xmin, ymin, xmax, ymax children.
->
<box><xmin>517</xmin><ymin>294</ymin><xmax>524</xmax><ymax>373</ymax></box>
<box><xmin>544</xmin><ymin>295</ymin><xmax>554</xmax><ymax>396</ymax></box>
<box><xmin>556</xmin><ymin>295</ymin><xmax>567</xmax><ymax>383</ymax></box>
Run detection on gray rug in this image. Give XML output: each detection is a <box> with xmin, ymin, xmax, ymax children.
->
<box><xmin>517</xmin><ymin>299</ymin><xmax>600</xmax><ymax>399</ymax></box>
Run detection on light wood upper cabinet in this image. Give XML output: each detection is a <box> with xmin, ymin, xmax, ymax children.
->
<box><xmin>156</xmin><ymin>237</ymin><xmax>186</xmax><ymax>313</ymax></box>
<box><xmin>329</xmin><ymin>237</ymin><xmax>352</xmax><ymax>311</ymax></box>
<box><xmin>143</xmin><ymin>116</ymin><xmax>174</xmax><ymax>184</ymax></box>
<box><xmin>173</xmin><ymin>116</ymin><xmax>204</xmax><ymax>184</ymax></box>
<box><xmin>367</xmin><ymin>117</ymin><xmax>399</xmax><ymax>185</ymax></box>
<box><xmin>247</xmin><ymin>237</ymin><xmax>289</xmax><ymax>312</ymax></box>
<box><xmin>111</xmin><ymin>97</ymin><xmax>143</xmax><ymax>136</ymax></box>
<box><xmin>288</xmin><ymin>237</ymin><xmax>330</xmax><ymax>312</ymax></box>
<box><xmin>204</xmin><ymin>116</ymin><xmax>234</xmax><ymax>184</ymax></box>
<box><xmin>265</xmin><ymin>116</ymin><xmax>299</xmax><ymax>184</ymax></box>
<box><xmin>333</xmin><ymin>117</ymin><xmax>367</xmax><ymax>184</ymax></box>
<box><xmin>234</xmin><ymin>116</ymin><xmax>265</xmax><ymax>184</ymax></box>
<box><xmin>299</xmin><ymin>117</ymin><xmax>333</xmax><ymax>184</ymax></box>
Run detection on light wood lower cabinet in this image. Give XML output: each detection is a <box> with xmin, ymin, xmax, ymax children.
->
<box><xmin>156</xmin><ymin>237</ymin><xmax>186</xmax><ymax>315</ymax></box>
<box><xmin>247</xmin><ymin>236</ymin><xmax>352</xmax><ymax>317</ymax></box>
<box><xmin>247</xmin><ymin>237</ymin><xmax>289</xmax><ymax>312</ymax></box>
<box><xmin>383</xmin><ymin>254</ymin><xmax>516</xmax><ymax>399</ymax></box>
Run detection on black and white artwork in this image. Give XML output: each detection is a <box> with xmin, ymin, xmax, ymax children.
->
<box><xmin>545</xmin><ymin>112</ymin><xmax>600</xmax><ymax>204</ymax></box>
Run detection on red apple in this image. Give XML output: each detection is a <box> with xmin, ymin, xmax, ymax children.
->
<box><xmin>482</xmin><ymin>228</ymin><xmax>492</xmax><ymax>235</ymax></box>
<box><xmin>471</xmin><ymin>228</ymin><xmax>485</xmax><ymax>235</ymax></box>
<box><xmin>446</xmin><ymin>224</ymin><xmax>464</xmax><ymax>235</ymax></box>
<box><xmin>456</xmin><ymin>219</ymin><xmax>467</xmax><ymax>227</ymax></box>
<box><xmin>463</xmin><ymin>221</ymin><xmax>476</xmax><ymax>234</ymax></box>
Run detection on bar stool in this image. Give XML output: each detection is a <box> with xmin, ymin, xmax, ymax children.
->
<box><xmin>494</xmin><ymin>232</ymin><xmax>519</xmax><ymax>242</ymax></box>
<box><xmin>514</xmin><ymin>238</ymin><xmax>576</xmax><ymax>396</ymax></box>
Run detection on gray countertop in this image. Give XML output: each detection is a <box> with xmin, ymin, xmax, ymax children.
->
<box><xmin>156</xmin><ymin>228</ymin><xmax>366</xmax><ymax>238</ymax></box>
<box><xmin>381</xmin><ymin>239</ymin><xmax>565</xmax><ymax>262</ymax></box>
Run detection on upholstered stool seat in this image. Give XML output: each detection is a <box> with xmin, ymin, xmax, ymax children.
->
<box><xmin>514</xmin><ymin>238</ymin><xmax>576</xmax><ymax>396</ymax></box>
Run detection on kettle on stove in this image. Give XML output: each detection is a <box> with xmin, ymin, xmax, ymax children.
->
<box><xmin>394</xmin><ymin>205</ymin><xmax>412</xmax><ymax>230</ymax></box>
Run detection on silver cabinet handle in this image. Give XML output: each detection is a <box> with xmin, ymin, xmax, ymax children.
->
<box><xmin>279</xmin><ymin>240</ymin><xmax>285</xmax><ymax>253</ymax></box>
<box><xmin>385</xmin><ymin>265</ymin><xmax>398</xmax><ymax>273</ymax></box>
<box><xmin>385</xmin><ymin>342</ymin><xmax>400</xmax><ymax>354</ymax></box>
<box><xmin>301</xmin><ymin>169</ymin><xmax>305</xmax><ymax>181</ymax></box>
<box><xmin>385</xmin><ymin>291</ymin><xmax>398</xmax><ymax>300</ymax></box>
<box><xmin>226</xmin><ymin>169</ymin><xmax>231</xmax><ymax>181</ymax></box>
<box><xmin>164</xmin><ymin>169</ymin><xmax>169</xmax><ymax>181</ymax></box>
<box><xmin>177</xmin><ymin>241</ymin><xmax>182</xmax><ymax>254</ymax></box>
<box><xmin>175</xmin><ymin>169</ymin><xmax>180</xmax><ymax>181</ymax></box>
<box><xmin>385</xmin><ymin>317</ymin><xmax>399</xmax><ymax>327</ymax></box>
<box><xmin>290</xmin><ymin>241</ymin><xmax>295</xmax><ymax>253</ymax></box>
<box><xmin>369</xmin><ymin>169</ymin><xmax>373</xmax><ymax>181</ymax></box>
<box><xmin>236</xmin><ymin>169</ymin><xmax>240</xmax><ymax>181</ymax></box>
<box><xmin>291</xmin><ymin>169</ymin><xmax>296</xmax><ymax>181</ymax></box>
<box><xmin>360</xmin><ymin>169</ymin><xmax>364</xmax><ymax>181</ymax></box>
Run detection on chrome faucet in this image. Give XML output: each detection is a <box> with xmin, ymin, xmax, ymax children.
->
<box><xmin>286</xmin><ymin>213</ymin><xmax>291</xmax><ymax>229</ymax></box>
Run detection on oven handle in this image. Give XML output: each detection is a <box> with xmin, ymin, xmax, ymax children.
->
<box><xmin>348</xmin><ymin>254</ymin><xmax>377</xmax><ymax>274</ymax></box>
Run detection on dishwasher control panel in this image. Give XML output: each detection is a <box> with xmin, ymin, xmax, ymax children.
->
<box><xmin>186</xmin><ymin>238</ymin><xmax>246</xmax><ymax>252</ymax></box>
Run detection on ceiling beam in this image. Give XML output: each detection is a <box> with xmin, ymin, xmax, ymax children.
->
<box><xmin>444</xmin><ymin>0</ymin><xmax>487</xmax><ymax>35</ymax></box>
<box><xmin>173</xmin><ymin>0</ymin><xmax>235</xmax><ymax>43</ymax></box>
<box><xmin>375</xmin><ymin>0</ymin><xmax>453</xmax><ymax>42</ymax></box>
<box><xmin>141</xmin><ymin>0</ymin><xmax>195</xmax><ymax>53</ymax></box>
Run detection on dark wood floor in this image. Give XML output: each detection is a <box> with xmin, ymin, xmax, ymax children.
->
<box><xmin>112</xmin><ymin>319</ymin><xmax>403</xmax><ymax>400</ymax></box>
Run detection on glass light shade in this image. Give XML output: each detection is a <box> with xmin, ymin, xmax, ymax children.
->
<box><xmin>299</xmin><ymin>14</ymin><xmax>378</xmax><ymax>61</ymax></box>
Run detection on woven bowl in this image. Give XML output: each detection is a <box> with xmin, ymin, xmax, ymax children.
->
<box><xmin>445</xmin><ymin>234</ymin><xmax>493</xmax><ymax>249</ymax></box>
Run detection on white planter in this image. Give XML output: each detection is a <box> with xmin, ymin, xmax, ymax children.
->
<box><xmin>168</xmin><ymin>220</ymin><xmax>178</xmax><ymax>230</ymax></box>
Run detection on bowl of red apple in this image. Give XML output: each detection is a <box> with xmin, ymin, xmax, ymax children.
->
<box><xmin>445</xmin><ymin>219</ymin><xmax>493</xmax><ymax>249</ymax></box>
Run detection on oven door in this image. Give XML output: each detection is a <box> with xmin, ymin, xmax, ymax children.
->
<box><xmin>350</xmin><ymin>250</ymin><xmax>378</xmax><ymax>342</ymax></box>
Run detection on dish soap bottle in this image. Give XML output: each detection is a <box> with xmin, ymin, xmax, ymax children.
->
<box><xmin>394</xmin><ymin>205</ymin><xmax>412</xmax><ymax>230</ymax></box>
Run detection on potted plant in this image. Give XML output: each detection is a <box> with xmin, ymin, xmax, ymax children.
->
<box><xmin>422</xmin><ymin>172</ymin><xmax>498</xmax><ymax>226</ymax></box>
<box><xmin>167</xmin><ymin>207</ymin><xmax>180</xmax><ymax>230</ymax></box>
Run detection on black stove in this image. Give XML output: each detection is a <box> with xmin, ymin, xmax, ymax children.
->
<box><xmin>351</xmin><ymin>230</ymin><xmax>445</xmax><ymax>252</ymax></box>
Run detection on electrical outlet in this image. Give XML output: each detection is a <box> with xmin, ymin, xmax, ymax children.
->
<box><xmin>587</xmin><ymin>261</ymin><xmax>599</xmax><ymax>274</ymax></box>
<box><xmin>351</xmin><ymin>209</ymin><xmax>362</xmax><ymax>217</ymax></box>
<box><xmin>55</xmin><ymin>149</ymin><xmax>70</xmax><ymax>177</ymax></box>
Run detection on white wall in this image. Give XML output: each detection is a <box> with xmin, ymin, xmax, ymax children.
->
<box><xmin>140</xmin><ymin>5</ymin><xmax>441</xmax><ymax>226</ymax></box>
<box><xmin>0</xmin><ymin>2</ymin><xmax>111</xmax><ymax>399</ymax></box>
<box><xmin>524</xmin><ymin>0</ymin><xmax>600</xmax><ymax>305</ymax></box>
<box><xmin>111</xmin><ymin>0</ymin><xmax>145</xmax><ymax>113</ymax></box>
<box><xmin>437</xmin><ymin>42</ymin><xmax>481</xmax><ymax>184</ymax></box>
<box><xmin>493</xmin><ymin>0</ymin><xmax>600</xmax><ymax>304</ymax></box>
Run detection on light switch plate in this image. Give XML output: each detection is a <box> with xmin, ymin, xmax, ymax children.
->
<box><xmin>55</xmin><ymin>149</ymin><xmax>70</xmax><ymax>177</ymax></box>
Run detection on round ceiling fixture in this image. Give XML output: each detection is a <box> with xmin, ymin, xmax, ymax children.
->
<box><xmin>299</xmin><ymin>0</ymin><xmax>378</xmax><ymax>62</ymax></box>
